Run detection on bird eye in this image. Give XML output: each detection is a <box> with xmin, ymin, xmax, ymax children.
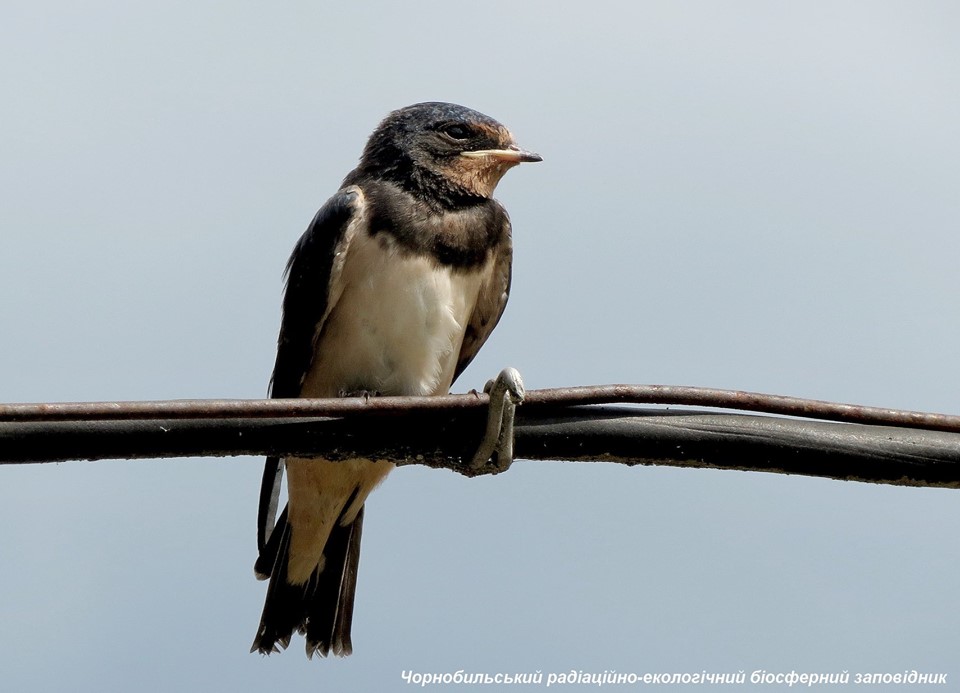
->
<box><xmin>442</xmin><ymin>124</ymin><xmax>471</xmax><ymax>140</ymax></box>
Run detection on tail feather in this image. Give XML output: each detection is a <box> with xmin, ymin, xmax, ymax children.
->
<box><xmin>251</xmin><ymin>503</ymin><xmax>364</xmax><ymax>657</ymax></box>
<box><xmin>306</xmin><ymin>507</ymin><xmax>363</xmax><ymax>657</ymax></box>
<box><xmin>250</xmin><ymin>517</ymin><xmax>302</xmax><ymax>653</ymax></box>
<box><xmin>332</xmin><ymin>509</ymin><xmax>363</xmax><ymax>651</ymax></box>
<box><xmin>254</xmin><ymin>505</ymin><xmax>288</xmax><ymax>580</ymax></box>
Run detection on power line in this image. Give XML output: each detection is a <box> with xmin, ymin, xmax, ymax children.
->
<box><xmin>2</xmin><ymin>384</ymin><xmax>958</xmax><ymax>488</ymax></box>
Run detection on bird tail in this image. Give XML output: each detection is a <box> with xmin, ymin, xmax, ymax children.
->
<box><xmin>251</xmin><ymin>504</ymin><xmax>364</xmax><ymax>658</ymax></box>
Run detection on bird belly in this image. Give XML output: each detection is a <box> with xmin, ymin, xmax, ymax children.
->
<box><xmin>285</xmin><ymin>231</ymin><xmax>492</xmax><ymax>584</ymax></box>
<box><xmin>302</xmin><ymin>230</ymin><xmax>491</xmax><ymax>399</ymax></box>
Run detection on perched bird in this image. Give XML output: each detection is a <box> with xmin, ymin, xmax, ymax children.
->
<box><xmin>251</xmin><ymin>102</ymin><xmax>541</xmax><ymax>658</ymax></box>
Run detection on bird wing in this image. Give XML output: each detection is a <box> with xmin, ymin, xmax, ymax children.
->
<box><xmin>452</xmin><ymin>218</ymin><xmax>513</xmax><ymax>385</ymax></box>
<box><xmin>257</xmin><ymin>187</ymin><xmax>364</xmax><ymax>554</ymax></box>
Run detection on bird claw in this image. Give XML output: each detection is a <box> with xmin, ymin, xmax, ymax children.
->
<box><xmin>469</xmin><ymin>367</ymin><xmax>525</xmax><ymax>473</ymax></box>
<box><xmin>338</xmin><ymin>389</ymin><xmax>382</xmax><ymax>401</ymax></box>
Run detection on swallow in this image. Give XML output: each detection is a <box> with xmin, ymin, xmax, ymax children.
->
<box><xmin>251</xmin><ymin>102</ymin><xmax>541</xmax><ymax>658</ymax></box>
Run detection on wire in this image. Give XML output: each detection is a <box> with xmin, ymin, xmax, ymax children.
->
<box><xmin>1</xmin><ymin>384</ymin><xmax>958</xmax><ymax>432</ymax></box>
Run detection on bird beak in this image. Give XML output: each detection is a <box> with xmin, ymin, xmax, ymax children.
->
<box><xmin>461</xmin><ymin>144</ymin><xmax>542</xmax><ymax>163</ymax></box>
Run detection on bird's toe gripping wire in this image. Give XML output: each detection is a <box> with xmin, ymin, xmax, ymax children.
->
<box><xmin>470</xmin><ymin>367</ymin><xmax>525</xmax><ymax>473</ymax></box>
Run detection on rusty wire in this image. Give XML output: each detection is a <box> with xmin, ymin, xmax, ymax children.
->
<box><xmin>2</xmin><ymin>383</ymin><xmax>959</xmax><ymax>488</ymax></box>
<box><xmin>1</xmin><ymin>384</ymin><xmax>958</xmax><ymax>433</ymax></box>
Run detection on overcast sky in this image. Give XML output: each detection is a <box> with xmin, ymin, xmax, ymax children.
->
<box><xmin>2</xmin><ymin>2</ymin><xmax>959</xmax><ymax>691</ymax></box>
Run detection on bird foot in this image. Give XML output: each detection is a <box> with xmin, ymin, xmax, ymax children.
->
<box><xmin>338</xmin><ymin>389</ymin><xmax>382</xmax><ymax>400</ymax></box>
<box><xmin>469</xmin><ymin>367</ymin><xmax>525</xmax><ymax>473</ymax></box>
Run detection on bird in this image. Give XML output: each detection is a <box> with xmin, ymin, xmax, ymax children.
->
<box><xmin>250</xmin><ymin>102</ymin><xmax>541</xmax><ymax>658</ymax></box>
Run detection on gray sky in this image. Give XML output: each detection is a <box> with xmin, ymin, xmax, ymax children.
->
<box><xmin>2</xmin><ymin>1</ymin><xmax>959</xmax><ymax>691</ymax></box>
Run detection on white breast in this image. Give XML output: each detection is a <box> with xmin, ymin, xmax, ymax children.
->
<box><xmin>300</xmin><ymin>229</ymin><xmax>492</xmax><ymax>398</ymax></box>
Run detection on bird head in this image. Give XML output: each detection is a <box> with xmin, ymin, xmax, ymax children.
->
<box><xmin>356</xmin><ymin>102</ymin><xmax>541</xmax><ymax>204</ymax></box>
